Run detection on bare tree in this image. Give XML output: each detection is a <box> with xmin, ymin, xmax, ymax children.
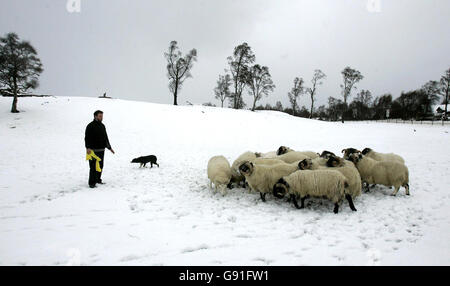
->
<box><xmin>164</xmin><ymin>41</ymin><xmax>197</xmax><ymax>105</ymax></box>
<box><xmin>422</xmin><ymin>80</ymin><xmax>441</xmax><ymax>116</ymax></box>
<box><xmin>274</xmin><ymin>101</ymin><xmax>283</xmax><ymax>111</ymax></box>
<box><xmin>351</xmin><ymin>89</ymin><xmax>373</xmax><ymax>119</ymax></box>
<box><xmin>439</xmin><ymin>67</ymin><xmax>450</xmax><ymax>120</ymax></box>
<box><xmin>340</xmin><ymin>66</ymin><xmax>363</xmax><ymax>122</ymax></box>
<box><xmin>227</xmin><ymin>43</ymin><xmax>255</xmax><ymax>109</ymax></box>
<box><xmin>287</xmin><ymin>77</ymin><xmax>304</xmax><ymax>116</ymax></box>
<box><xmin>0</xmin><ymin>33</ymin><xmax>43</xmax><ymax>113</ymax></box>
<box><xmin>246</xmin><ymin>64</ymin><xmax>275</xmax><ymax>111</ymax></box>
<box><xmin>214</xmin><ymin>74</ymin><xmax>231</xmax><ymax>107</ymax></box>
<box><xmin>355</xmin><ymin>89</ymin><xmax>373</xmax><ymax>106</ymax></box>
<box><xmin>306</xmin><ymin>69</ymin><xmax>326</xmax><ymax>118</ymax></box>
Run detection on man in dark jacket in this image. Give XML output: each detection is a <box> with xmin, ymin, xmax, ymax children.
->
<box><xmin>85</xmin><ymin>110</ymin><xmax>115</xmax><ymax>188</ymax></box>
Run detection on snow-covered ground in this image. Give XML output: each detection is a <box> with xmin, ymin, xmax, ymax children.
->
<box><xmin>0</xmin><ymin>96</ymin><xmax>449</xmax><ymax>265</ymax></box>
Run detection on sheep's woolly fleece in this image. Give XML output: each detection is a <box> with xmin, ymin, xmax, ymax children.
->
<box><xmin>207</xmin><ymin>155</ymin><xmax>232</xmax><ymax>194</ymax></box>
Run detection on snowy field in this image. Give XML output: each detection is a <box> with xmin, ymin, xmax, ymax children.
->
<box><xmin>0</xmin><ymin>96</ymin><xmax>449</xmax><ymax>266</ymax></box>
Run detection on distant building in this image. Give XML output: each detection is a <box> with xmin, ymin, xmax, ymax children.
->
<box><xmin>434</xmin><ymin>104</ymin><xmax>449</xmax><ymax>120</ymax></box>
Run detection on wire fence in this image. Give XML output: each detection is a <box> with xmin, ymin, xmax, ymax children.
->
<box><xmin>350</xmin><ymin>119</ymin><xmax>450</xmax><ymax>126</ymax></box>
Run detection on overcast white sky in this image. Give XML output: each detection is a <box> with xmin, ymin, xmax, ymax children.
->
<box><xmin>1</xmin><ymin>0</ymin><xmax>449</xmax><ymax>108</ymax></box>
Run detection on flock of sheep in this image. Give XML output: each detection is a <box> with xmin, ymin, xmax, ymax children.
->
<box><xmin>207</xmin><ymin>146</ymin><xmax>410</xmax><ymax>214</ymax></box>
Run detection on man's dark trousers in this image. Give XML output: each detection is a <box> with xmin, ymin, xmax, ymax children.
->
<box><xmin>88</xmin><ymin>150</ymin><xmax>104</xmax><ymax>186</ymax></box>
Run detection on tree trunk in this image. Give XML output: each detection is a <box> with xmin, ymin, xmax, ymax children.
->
<box><xmin>445</xmin><ymin>96</ymin><xmax>448</xmax><ymax>121</ymax></box>
<box><xmin>221</xmin><ymin>100</ymin><xmax>224</xmax><ymax>108</ymax></box>
<box><xmin>252</xmin><ymin>97</ymin><xmax>256</xmax><ymax>111</ymax></box>
<box><xmin>173</xmin><ymin>79</ymin><xmax>178</xmax><ymax>105</ymax></box>
<box><xmin>11</xmin><ymin>94</ymin><xmax>19</xmax><ymax>113</ymax></box>
<box><xmin>310</xmin><ymin>97</ymin><xmax>314</xmax><ymax>119</ymax></box>
<box><xmin>233</xmin><ymin>83</ymin><xmax>238</xmax><ymax>109</ymax></box>
<box><xmin>11</xmin><ymin>80</ymin><xmax>19</xmax><ymax>113</ymax></box>
<box><xmin>445</xmin><ymin>87</ymin><xmax>449</xmax><ymax>121</ymax></box>
<box><xmin>342</xmin><ymin>98</ymin><xmax>346</xmax><ymax>123</ymax></box>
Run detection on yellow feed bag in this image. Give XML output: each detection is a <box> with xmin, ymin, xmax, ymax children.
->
<box><xmin>86</xmin><ymin>151</ymin><xmax>102</xmax><ymax>172</ymax></box>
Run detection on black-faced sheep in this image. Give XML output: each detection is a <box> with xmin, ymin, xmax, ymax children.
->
<box><xmin>341</xmin><ymin>148</ymin><xmax>361</xmax><ymax>160</ymax></box>
<box><xmin>276</xmin><ymin>146</ymin><xmax>294</xmax><ymax>155</ymax></box>
<box><xmin>272</xmin><ymin>169</ymin><xmax>357</xmax><ymax>214</ymax></box>
<box><xmin>319</xmin><ymin>150</ymin><xmax>336</xmax><ymax>159</ymax></box>
<box><xmin>276</xmin><ymin>146</ymin><xmax>319</xmax><ymax>159</ymax></box>
<box><xmin>326</xmin><ymin>155</ymin><xmax>362</xmax><ymax>199</ymax></box>
<box><xmin>238</xmin><ymin>161</ymin><xmax>299</xmax><ymax>202</ymax></box>
<box><xmin>298</xmin><ymin>157</ymin><xmax>328</xmax><ymax>170</ymax></box>
<box><xmin>347</xmin><ymin>153</ymin><xmax>410</xmax><ymax>196</ymax></box>
<box><xmin>231</xmin><ymin>151</ymin><xmax>259</xmax><ymax>186</ymax></box>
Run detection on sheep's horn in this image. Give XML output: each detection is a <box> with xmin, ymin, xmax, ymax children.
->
<box><xmin>341</xmin><ymin>149</ymin><xmax>346</xmax><ymax>153</ymax></box>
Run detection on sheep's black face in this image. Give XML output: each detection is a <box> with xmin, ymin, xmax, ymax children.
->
<box><xmin>238</xmin><ymin>162</ymin><xmax>253</xmax><ymax>176</ymax></box>
<box><xmin>361</xmin><ymin>148</ymin><xmax>371</xmax><ymax>155</ymax></box>
<box><xmin>298</xmin><ymin>159</ymin><xmax>311</xmax><ymax>170</ymax></box>
<box><xmin>326</xmin><ymin>156</ymin><xmax>340</xmax><ymax>167</ymax></box>
<box><xmin>131</xmin><ymin>158</ymin><xmax>138</xmax><ymax>163</ymax></box>
<box><xmin>348</xmin><ymin>153</ymin><xmax>361</xmax><ymax>164</ymax></box>
<box><xmin>273</xmin><ymin>178</ymin><xmax>288</xmax><ymax>198</ymax></box>
<box><xmin>277</xmin><ymin>146</ymin><xmax>288</xmax><ymax>155</ymax></box>
<box><xmin>320</xmin><ymin>150</ymin><xmax>336</xmax><ymax>159</ymax></box>
<box><xmin>342</xmin><ymin>148</ymin><xmax>359</xmax><ymax>159</ymax></box>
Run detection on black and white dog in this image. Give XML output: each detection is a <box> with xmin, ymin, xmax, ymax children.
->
<box><xmin>131</xmin><ymin>155</ymin><xmax>159</xmax><ymax>168</ymax></box>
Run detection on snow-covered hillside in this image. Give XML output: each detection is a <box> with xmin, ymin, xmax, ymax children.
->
<box><xmin>0</xmin><ymin>96</ymin><xmax>449</xmax><ymax>265</ymax></box>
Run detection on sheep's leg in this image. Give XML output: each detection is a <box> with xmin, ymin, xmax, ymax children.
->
<box><xmin>391</xmin><ymin>185</ymin><xmax>400</xmax><ymax>196</ymax></box>
<box><xmin>220</xmin><ymin>187</ymin><xmax>227</xmax><ymax>196</ymax></box>
<box><xmin>299</xmin><ymin>196</ymin><xmax>306</xmax><ymax>209</ymax></box>
<box><xmin>364</xmin><ymin>182</ymin><xmax>370</xmax><ymax>193</ymax></box>
<box><xmin>291</xmin><ymin>194</ymin><xmax>300</xmax><ymax>209</ymax></box>
<box><xmin>345</xmin><ymin>194</ymin><xmax>357</xmax><ymax>211</ymax></box>
<box><xmin>333</xmin><ymin>203</ymin><xmax>339</xmax><ymax>214</ymax></box>
<box><xmin>150</xmin><ymin>163</ymin><xmax>153</xmax><ymax>168</ymax></box>
<box><xmin>157</xmin><ymin>163</ymin><xmax>160</xmax><ymax>167</ymax></box>
<box><xmin>404</xmin><ymin>184</ymin><xmax>410</xmax><ymax>195</ymax></box>
<box><xmin>143</xmin><ymin>163</ymin><xmax>147</xmax><ymax>167</ymax></box>
<box><xmin>139</xmin><ymin>163</ymin><xmax>143</xmax><ymax>168</ymax></box>
<box><xmin>227</xmin><ymin>182</ymin><xmax>232</xmax><ymax>189</ymax></box>
<box><xmin>260</xmin><ymin>192</ymin><xmax>266</xmax><ymax>202</ymax></box>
